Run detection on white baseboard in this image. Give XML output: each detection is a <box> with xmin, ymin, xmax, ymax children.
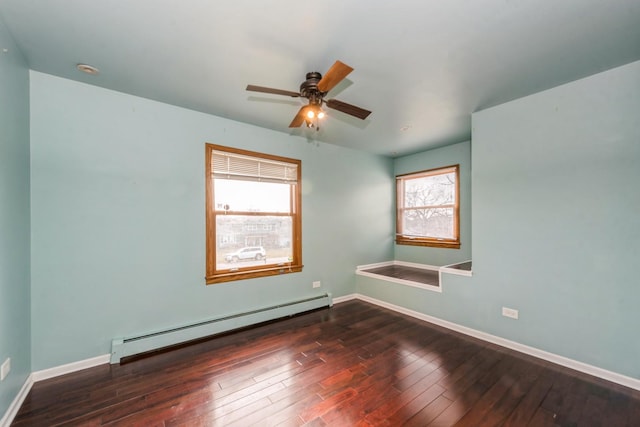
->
<box><xmin>31</xmin><ymin>354</ymin><xmax>111</xmax><ymax>382</ymax></box>
<box><xmin>0</xmin><ymin>374</ymin><xmax>34</xmax><ymax>427</ymax></box>
<box><xmin>331</xmin><ymin>294</ymin><xmax>358</xmax><ymax>304</ymax></box>
<box><xmin>335</xmin><ymin>293</ymin><xmax>640</xmax><ymax>392</ymax></box>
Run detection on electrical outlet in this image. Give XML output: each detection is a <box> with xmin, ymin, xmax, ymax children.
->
<box><xmin>312</xmin><ymin>281</ymin><xmax>321</xmax><ymax>288</ymax></box>
<box><xmin>1</xmin><ymin>358</ymin><xmax>10</xmax><ymax>381</ymax></box>
<box><xmin>502</xmin><ymin>307</ymin><xmax>519</xmax><ymax>319</ymax></box>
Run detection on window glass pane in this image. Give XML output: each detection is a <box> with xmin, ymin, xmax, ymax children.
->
<box><xmin>404</xmin><ymin>172</ymin><xmax>455</xmax><ymax>207</ymax></box>
<box><xmin>215</xmin><ymin>215</ymin><xmax>293</xmax><ymax>270</ymax></box>
<box><xmin>401</xmin><ymin>208</ymin><xmax>454</xmax><ymax>239</ymax></box>
<box><xmin>214</xmin><ymin>180</ymin><xmax>291</xmax><ymax>213</ymax></box>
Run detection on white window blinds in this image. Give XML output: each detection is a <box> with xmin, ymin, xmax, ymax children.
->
<box><xmin>212</xmin><ymin>150</ymin><xmax>298</xmax><ymax>184</ymax></box>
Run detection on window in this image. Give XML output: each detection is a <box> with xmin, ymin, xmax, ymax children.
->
<box><xmin>396</xmin><ymin>165</ymin><xmax>460</xmax><ymax>249</ymax></box>
<box><xmin>205</xmin><ymin>144</ymin><xmax>302</xmax><ymax>284</ymax></box>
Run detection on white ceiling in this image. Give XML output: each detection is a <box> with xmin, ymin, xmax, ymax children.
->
<box><xmin>1</xmin><ymin>0</ymin><xmax>639</xmax><ymax>157</ymax></box>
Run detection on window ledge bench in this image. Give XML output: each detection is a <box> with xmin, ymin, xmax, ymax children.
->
<box><xmin>356</xmin><ymin>260</ymin><xmax>472</xmax><ymax>293</ymax></box>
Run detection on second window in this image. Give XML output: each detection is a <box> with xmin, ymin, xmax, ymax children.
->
<box><xmin>396</xmin><ymin>165</ymin><xmax>460</xmax><ymax>249</ymax></box>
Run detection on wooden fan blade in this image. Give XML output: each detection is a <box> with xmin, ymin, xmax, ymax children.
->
<box><xmin>317</xmin><ymin>60</ymin><xmax>354</xmax><ymax>93</ymax></box>
<box><xmin>326</xmin><ymin>99</ymin><xmax>371</xmax><ymax>120</ymax></box>
<box><xmin>246</xmin><ymin>85</ymin><xmax>300</xmax><ymax>97</ymax></box>
<box><xmin>289</xmin><ymin>106</ymin><xmax>308</xmax><ymax>128</ymax></box>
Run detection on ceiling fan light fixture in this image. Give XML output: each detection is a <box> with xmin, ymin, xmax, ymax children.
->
<box><xmin>306</xmin><ymin>105</ymin><xmax>325</xmax><ymax>120</ymax></box>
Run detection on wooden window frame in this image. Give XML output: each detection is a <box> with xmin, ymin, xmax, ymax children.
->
<box><xmin>396</xmin><ymin>164</ymin><xmax>460</xmax><ymax>249</ymax></box>
<box><xmin>205</xmin><ymin>144</ymin><xmax>303</xmax><ymax>284</ymax></box>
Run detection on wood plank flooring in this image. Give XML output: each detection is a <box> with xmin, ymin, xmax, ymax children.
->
<box><xmin>12</xmin><ymin>300</ymin><xmax>640</xmax><ymax>426</ymax></box>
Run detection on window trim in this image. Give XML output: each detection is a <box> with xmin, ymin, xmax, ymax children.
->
<box><xmin>396</xmin><ymin>164</ymin><xmax>460</xmax><ymax>249</ymax></box>
<box><xmin>205</xmin><ymin>144</ymin><xmax>303</xmax><ymax>284</ymax></box>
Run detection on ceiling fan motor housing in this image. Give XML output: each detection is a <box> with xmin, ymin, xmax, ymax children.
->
<box><xmin>300</xmin><ymin>72</ymin><xmax>325</xmax><ymax>104</ymax></box>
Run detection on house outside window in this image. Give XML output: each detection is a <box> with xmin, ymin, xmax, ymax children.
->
<box><xmin>205</xmin><ymin>144</ymin><xmax>302</xmax><ymax>284</ymax></box>
<box><xmin>396</xmin><ymin>165</ymin><xmax>460</xmax><ymax>249</ymax></box>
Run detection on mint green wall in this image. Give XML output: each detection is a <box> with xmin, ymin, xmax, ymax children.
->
<box><xmin>29</xmin><ymin>72</ymin><xmax>393</xmax><ymax>370</ymax></box>
<box><xmin>472</xmin><ymin>60</ymin><xmax>640</xmax><ymax>378</ymax></box>
<box><xmin>0</xmin><ymin>16</ymin><xmax>31</xmax><ymax>419</ymax></box>
<box><xmin>359</xmin><ymin>60</ymin><xmax>640</xmax><ymax>380</ymax></box>
<box><xmin>394</xmin><ymin>141</ymin><xmax>472</xmax><ymax>266</ymax></box>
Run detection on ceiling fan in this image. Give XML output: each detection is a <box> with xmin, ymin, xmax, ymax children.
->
<box><xmin>246</xmin><ymin>60</ymin><xmax>372</xmax><ymax>130</ymax></box>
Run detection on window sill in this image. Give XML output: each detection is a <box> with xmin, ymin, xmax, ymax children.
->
<box><xmin>206</xmin><ymin>264</ymin><xmax>303</xmax><ymax>284</ymax></box>
<box><xmin>356</xmin><ymin>261</ymin><xmax>442</xmax><ymax>293</ymax></box>
<box><xmin>395</xmin><ymin>238</ymin><xmax>460</xmax><ymax>249</ymax></box>
<box><xmin>440</xmin><ymin>260</ymin><xmax>473</xmax><ymax>277</ymax></box>
<box><xmin>356</xmin><ymin>260</ymin><xmax>472</xmax><ymax>293</ymax></box>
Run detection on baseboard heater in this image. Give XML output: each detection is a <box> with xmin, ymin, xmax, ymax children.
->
<box><xmin>110</xmin><ymin>293</ymin><xmax>332</xmax><ymax>364</ymax></box>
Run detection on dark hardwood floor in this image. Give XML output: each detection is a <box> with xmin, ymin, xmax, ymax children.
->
<box><xmin>12</xmin><ymin>300</ymin><xmax>640</xmax><ymax>426</ymax></box>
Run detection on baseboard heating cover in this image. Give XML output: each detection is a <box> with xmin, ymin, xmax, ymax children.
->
<box><xmin>110</xmin><ymin>293</ymin><xmax>332</xmax><ymax>364</ymax></box>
